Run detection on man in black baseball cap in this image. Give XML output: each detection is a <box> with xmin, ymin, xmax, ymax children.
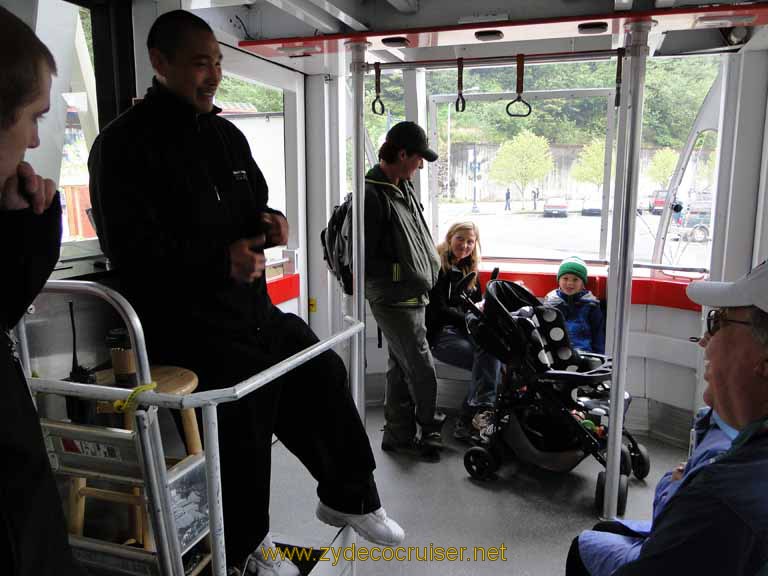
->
<box><xmin>383</xmin><ymin>120</ymin><xmax>438</xmax><ymax>163</ymax></box>
<box><xmin>364</xmin><ymin>121</ymin><xmax>444</xmax><ymax>460</ymax></box>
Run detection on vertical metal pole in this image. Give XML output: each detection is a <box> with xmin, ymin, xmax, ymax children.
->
<box><xmin>348</xmin><ymin>41</ymin><xmax>368</xmax><ymax>418</ymax></box>
<box><xmin>446</xmin><ymin>102</ymin><xmax>452</xmax><ymax>200</ymax></box>
<box><xmin>203</xmin><ymin>405</ymin><xmax>226</xmax><ymax>576</ymax></box>
<box><xmin>599</xmin><ymin>95</ymin><xmax>617</xmax><ymax>260</ymax></box>
<box><xmin>603</xmin><ymin>20</ymin><xmax>652</xmax><ymax>519</ymax></box>
<box><xmin>428</xmin><ymin>99</ymin><xmax>440</xmax><ymax>238</ymax></box>
<box><xmin>13</xmin><ymin>317</ymin><xmax>32</xmax><ymax>378</ymax></box>
<box><xmin>136</xmin><ymin>408</ymin><xmax>178</xmax><ymax>576</ymax></box>
<box><xmin>148</xmin><ymin>408</ymin><xmax>185</xmax><ymax>576</ymax></box>
<box><xmin>606</xmin><ymin>58</ymin><xmax>631</xmax><ymax>354</ymax></box>
<box><xmin>472</xmin><ymin>144</ymin><xmax>479</xmax><ymax>213</ymax></box>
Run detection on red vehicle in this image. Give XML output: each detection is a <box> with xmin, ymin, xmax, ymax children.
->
<box><xmin>650</xmin><ymin>190</ymin><xmax>666</xmax><ymax>215</ymax></box>
<box><xmin>543</xmin><ymin>197</ymin><xmax>569</xmax><ymax>217</ymax></box>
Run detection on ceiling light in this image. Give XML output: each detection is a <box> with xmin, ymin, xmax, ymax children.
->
<box><xmin>277</xmin><ymin>44</ymin><xmax>320</xmax><ymax>54</ymax></box>
<box><xmin>475</xmin><ymin>30</ymin><xmax>504</xmax><ymax>41</ymax></box>
<box><xmin>578</xmin><ymin>22</ymin><xmax>609</xmax><ymax>35</ymax></box>
<box><xmin>381</xmin><ymin>36</ymin><xmax>410</xmax><ymax>48</ymax></box>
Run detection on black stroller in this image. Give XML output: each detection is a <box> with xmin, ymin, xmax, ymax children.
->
<box><xmin>458</xmin><ymin>273</ymin><xmax>650</xmax><ymax>514</ymax></box>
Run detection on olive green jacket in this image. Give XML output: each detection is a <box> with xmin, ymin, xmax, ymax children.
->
<box><xmin>364</xmin><ymin>165</ymin><xmax>440</xmax><ymax>304</ymax></box>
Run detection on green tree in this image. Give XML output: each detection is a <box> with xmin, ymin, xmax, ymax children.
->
<box><xmin>215</xmin><ymin>75</ymin><xmax>283</xmax><ymax>112</ymax></box>
<box><xmin>489</xmin><ymin>129</ymin><xmax>553</xmax><ymax>210</ymax></box>
<box><xmin>647</xmin><ymin>148</ymin><xmax>679</xmax><ymax>190</ymax></box>
<box><xmin>78</xmin><ymin>9</ymin><xmax>94</xmax><ymax>67</ymax></box>
<box><xmin>571</xmin><ymin>139</ymin><xmax>607</xmax><ymax>196</ymax></box>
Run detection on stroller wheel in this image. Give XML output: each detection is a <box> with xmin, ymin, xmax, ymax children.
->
<box><xmin>595</xmin><ymin>471</ymin><xmax>605</xmax><ymax>513</ymax></box>
<box><xmin>464</xmin><ymin>446</ymin><xmax>497</xmax><ymax>480</ymax></box>
<box><xmin>620</xmin><ymin>444</ymin><xmax>632</xmax><ymax>476</ymax></box>
<box><xmin>594</xmin><ymin>472</ymin><xmax>630</xmax><ymax>516</ymax></box>
<box><xmin>617</xmin><ymin>474</ymin><xmax>629</xmax><ymax>516</ymax></box>
<box><xmin>631</xmin><ymin>444</ymin><xmax>651</xmax><ymax>480</ymax></box>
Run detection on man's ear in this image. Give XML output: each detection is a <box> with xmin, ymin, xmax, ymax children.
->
<box><xmin>148</xmin><ymin>47</ymin><xmax>168</xmax><ymax>78</ymax></box>
<box><xmin>398</xmin><ymin>149</ymin><xmax>407</xmax><ymax>162</ymax></box>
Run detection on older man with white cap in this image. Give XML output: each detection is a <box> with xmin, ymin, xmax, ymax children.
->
<box><xmin>568</xmin><ymin>261</ymin><xmax>768</xmax><ymax>575</ymax></box>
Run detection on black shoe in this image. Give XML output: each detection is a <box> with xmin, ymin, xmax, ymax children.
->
<box><xmin>419</xmin><ymin>444</ymin><xmax>441</xmax><ymax>462</ymax></box>
<box><xmin>421</xmin><ymin>431</ymin><xmax>443</xmax><ymax>449</ymax></box>
<box><xmin>381</xmin><ymin>429</ymin><xmax>417</xmax><ymax>453</ymax></box>
<box><xmin>419</xmin><ymin>433</ymin><xmax>442</xmax><ymax>461</ymax></box>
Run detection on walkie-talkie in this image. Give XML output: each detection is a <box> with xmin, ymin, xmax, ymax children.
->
<box><xmin>64</xmin><ymin>301</ymin><xmax>97</xmax><ymax>424</ymax></box>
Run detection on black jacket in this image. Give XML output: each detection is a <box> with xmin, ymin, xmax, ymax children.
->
<box><xmin>1</xmin><ymin>195</ymin><xmax>62</xmax><ymax>333</ymax></box>
<box><xmin>425</xmin><ymin>264</ymin><xmax>482</xmax><ymax>344</ymax></box>
<box><xmin>89</xmin><ymin>81</ymin><xmax>281</xmax><ymax>340</ymax></box>
<box><xmin>1</xmin><ymin>196</ymin><xmax>83</xmax><ymax>576</ymax></box>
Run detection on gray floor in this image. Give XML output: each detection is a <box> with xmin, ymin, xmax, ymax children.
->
<box><xmin>269</xmin><ymin>405</ymin><xmax>687</xmax><ymax>576</ymax></box>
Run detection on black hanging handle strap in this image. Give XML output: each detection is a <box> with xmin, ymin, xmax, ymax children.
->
<box><xmin>614</xmin><ymin>48</ymin><xmax>625</xmax><ymax>108</ymax></box>
<box><xmin>506</xmin><ymin>53</ymin><xmax>532</xmax><ymax>118</ymax></box>
<box><xmin>372</xmin><ymin>62</ymin><xmax>385</xmax><ymax>115</ymax></box>
<box><xmin>455</xmin><ymin>57</ymin><xmax>466</xmax><ymax>112</ymax></box>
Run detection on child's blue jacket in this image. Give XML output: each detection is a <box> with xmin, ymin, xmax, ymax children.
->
<box><xmin>544</xmin><ymin>288</ymin><xmax>605</xmax><ymax>354</ymax></box>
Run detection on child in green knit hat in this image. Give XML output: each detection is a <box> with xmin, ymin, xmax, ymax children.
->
<box><xmin>544</xmin><ymin>256</ymin><xmax>605</xmax><ymax>353</ymax></box>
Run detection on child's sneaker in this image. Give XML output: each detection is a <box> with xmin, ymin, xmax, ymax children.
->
<box><xmin>472</xmin><ymin>410</ymin><xmax>494</xmax><ymax>432</ymax></box>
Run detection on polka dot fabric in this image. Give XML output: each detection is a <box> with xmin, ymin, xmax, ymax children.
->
<box><xmin>531</xmin><ymin>305</ymin><xmax>586</xmax><ymax>372</ymax></box>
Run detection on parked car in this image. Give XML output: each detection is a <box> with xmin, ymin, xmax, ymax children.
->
<box><xmin>651</xmin><ymin>197</ymin><xmax>665</xmax><ymax>215</ymax></box>
<box><xmin>581</xmin><ymin>198</ymin><xmax>602</xmax><ymax>216</ymax></box>
<box><xmin>580</xmin><ymin>196</ymin><xmax>642</xmax><ymax>216</ymax></box>
<box><xmin>681</xmin><ymin>201</ymin><xmax>712</xmax><ymax>242</ymax></box>
<box><xmin>543</xmin><ymin>197</ymin><xmax>568</xmax><ymax>217</ymax></box>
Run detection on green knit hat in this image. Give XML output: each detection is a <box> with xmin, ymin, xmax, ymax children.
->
<box><xmin>558</xmin><ymin>256</ymin><xmax>588</xmax><ymax>285</ymax></box>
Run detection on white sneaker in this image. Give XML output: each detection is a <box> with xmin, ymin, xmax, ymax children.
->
<box><xmin>246</xmin><ymin>533</ymin><xmax>300</xmax><ymax>576</ymax></box>
<box><xmin>316</xmin><ymin>502</ymin><xmax>405</xmax><ymax>546</ymax></box>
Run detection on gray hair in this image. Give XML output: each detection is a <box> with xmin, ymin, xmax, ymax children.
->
<box><xmin>749</xmin><ymin>307</ymin><xmax>768</xmax><ymax>350</ymax></box>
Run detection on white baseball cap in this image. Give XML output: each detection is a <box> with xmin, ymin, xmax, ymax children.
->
<box><xmin>686</xmin><ymin>260</ymin><xmax>768</xmax><ymax>314</ymax></box>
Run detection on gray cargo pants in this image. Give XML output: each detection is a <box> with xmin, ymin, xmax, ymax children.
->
<box><xmin>369</xmin><ymin>302</ymin><xmax>441</xmax><ymax>440</ymax></box>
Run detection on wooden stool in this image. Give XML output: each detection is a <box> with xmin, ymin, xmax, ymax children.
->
<box><xmin>68</xmin><ymin>365</ymin><xmax>202</xmax><ymax>549</ymax></box>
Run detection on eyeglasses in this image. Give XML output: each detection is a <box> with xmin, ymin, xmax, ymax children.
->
<box><xmin>706</xmin><ymin>308</ymin><xmax>753</xmax><ymax>336</ymax></box>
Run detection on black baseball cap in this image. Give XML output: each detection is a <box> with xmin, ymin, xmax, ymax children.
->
<box><xmin>385</xmin><ymin>121</ymin><xmax>438</xmax><ymax>162</ymax></box>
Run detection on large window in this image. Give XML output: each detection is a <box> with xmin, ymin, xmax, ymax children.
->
<box><xmin>32</xmin><ymin>2</ymin><xmax>99</xmax><ymax>242</ymax></box>
<box><xmin>425</xmin><ymin>63</ymin><xmax>616</xmax><ymax>260</ymax></box>
<box><xmin>218</xmin><ymin>73</ymin><xmax>286</xmax><ymax>262</ymax></box>
<box><xmin>367</xmin><ymin>56</ymin><xmax>722</xmax><ymax>270</ymax></box>
<box><xmin>636</xmin><ymin>56</ymin><xmax>720</xmax><ymax>269</ymax></box>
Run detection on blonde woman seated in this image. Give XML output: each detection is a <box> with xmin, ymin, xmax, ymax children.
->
<box><xmin>425</xmin><ymin>222</ymin><xmax>501</xmax><ymax>440</ymax></box>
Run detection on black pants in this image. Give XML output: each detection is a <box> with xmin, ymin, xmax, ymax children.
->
<box><xmin>1</xmin><ymin>341</ymin><xmax>83</xmax><ymax>576</ymax></box>
<box><xmin>566</xmin><ymin>521</ymin><xmax>641</xmax><ymax>576</ymax></box>
<box><xmin>154</xmin><ymin>307</ymin><xmax>380</xmax><ymax>566</ymax></box>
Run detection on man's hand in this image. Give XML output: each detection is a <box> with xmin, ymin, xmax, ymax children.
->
<box><xmin>1</xmin><ymin>162</ymin><xmax>56</xmax><ymax>214</ymax></box>
<box><xmin>260</xmin><ymin>212</ymin><xmax>289</xmax><ymax>247</ymax></box>
<box><xmin>229</xmin><ymin>235</ymin><xmax>267</xmax><ymax>283</ymax></box>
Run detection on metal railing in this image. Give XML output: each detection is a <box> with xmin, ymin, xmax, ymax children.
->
<box><xmin>25</xmin><ymin>279</ymin><xmax>365</xmax><ymax>576</ymax></box>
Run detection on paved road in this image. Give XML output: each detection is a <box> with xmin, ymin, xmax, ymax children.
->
<box><xmin>435</xmin><ymin>201</ymin><xmax>710</xmax><ymax>269</ymax></box>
